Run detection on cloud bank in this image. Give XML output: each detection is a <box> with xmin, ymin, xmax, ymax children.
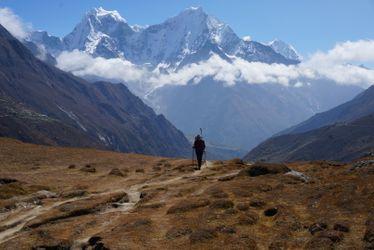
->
<box><xmin>0</xmin><ymin>8</ymin><xmax>30</xmax><ymax>40</ymax></box>
<box><xmin>56</xmin><ymin>40</ymin><xmax>374</xmax><ymax>92</ymax></box>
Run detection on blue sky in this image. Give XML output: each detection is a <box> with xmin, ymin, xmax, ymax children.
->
<box><xmin>0</xmin><ymin>0</ymin><xmax>373</xmax><ymax>56</ymax></box>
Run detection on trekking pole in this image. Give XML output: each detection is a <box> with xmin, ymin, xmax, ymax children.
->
<box><xmin>192</xmin><ymin>148</ymin><xmax>195</xmax><ymax>166</ymax></box>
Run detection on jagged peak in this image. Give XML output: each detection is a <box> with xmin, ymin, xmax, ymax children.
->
<box><xmin>87</xmin><ymin>7</ymin><xmax>126</xmax><ymax>23</ymax></box>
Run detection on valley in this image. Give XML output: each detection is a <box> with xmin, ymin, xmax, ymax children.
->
<box><xmin>0</xmin><ymin>138</ymin><xmax>372</xmax><ymax>249</ymax></box>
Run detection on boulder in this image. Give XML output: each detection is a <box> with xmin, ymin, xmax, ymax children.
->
<box><xmin>239</xmin><ymin>163</ymin><xmax>290</xmax><ymax>177</ymax></box>
<box><xmin>108</xmin><ymin>168</ymin><xmax>125</xmax><ymax>177</ymax></box>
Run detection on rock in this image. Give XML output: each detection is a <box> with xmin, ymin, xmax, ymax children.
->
<box><xmin>189</xmin><ymin>228</ymin><xmax>217</xmax><ymax>243</ymax></box>
<box><xmin>224</xmin><ymin>208</ymin><xmax>237</xmax><ymax>214</ymax></box>
<box><xmin>309</xmin><ymin>222</ymin><xmax>328</xmax><ymax>235</ymax></box>
<box><xmin>333</xmin><ymin>222</ymin><xmax>350</xmax><ymax>233</ymax></box>
<box><xmin>209</xmin><ymin>199</ymin><xmax>234</xmax><ymax>209</ymax></box>
<box><xmin>237</xmin><ymin>212</ymin><xmax>259</xmax><ymax>225</ymax></box>
<box><xmin>216</xmin><ymin>225</ymin><xmax>236</xmax><ymax>234</ymax></box>
<box><xmin>207</xmin><ymin>187</ymin><xmax>229</xmax><ymax>198</ymax></box>
<box><xmin>227</xmin><ymin>158</ymin><xmax>245</xmax><ymax>165</ymax></box>
<box><xmin>165</xmin><ymin>227</ymin><xmax>192</xmax><ymax>239</ymax></box>
<box><xmin>86</xmin><ymin>235</ymin><xmax>109</xmax><ymax>250</ymax></box>
<box><xmin>0</xmin><ymin>178</ymin><xmax>17</xmax><ymax>185</ymax></box>
<box><xmin>249</xmin><ymin>200</ymin><xmax>266</xmax><ymax>208</ymax></box>
<box><xmin>35</xmin><ymin>190</ymin><xmax>58</xmax><ymax>199</ymax></box>
<box><xmin>135</xmin><ymin>168</ymin><xmax>145</xmax><ymax>173</ymax></box>
<box><xmin>239</xmin><ymin>163</ymin><xmax>290</xmax><ymax>177</ymax></box>
<box><xmin>108</xmin><ymin>168</ymin><xmax>125</xmax><ymax>177</ymax></box>
<box><xmin>350</xmin><ymin>160</ymin><xmax>374</xmax><ymax>171</ymax></box>
<box><xmin>264</xmin><ymin>207</ymin><xmax>278</xmax><ymax>217</ymax></box>
<box><xmin>236</xmin><ymin>203</ymin><xmax>249</xmax><ymax>211</ymax></box>
<box><xmin>285</xmin><ymin>169</ymin><xmax>310</xmax><ymax>182</ymax></box>
<box><xmin>68</xmin><ymin>164</ymin><xmax>76</xmax><ymax>169</ymax></box>
<box><xmin>316</xmin><ymin>230</ymin><xmax>344</xmax><ymax>243</ymax></box>
<box><xmin>80</xmin><ymin>165</ymin><xmax>96</xmax><ymax>173</ymax></box>
<box><xmin>167</xmin><ymin>199</ymin><xmax>210</xmax><ymax>214</ymax></box>
<box><xmin>218</xmin><ymin>174</ymin><xmax>237</xmax><ymax>181</ymax></box>
<box><xmin>88</xmin><ymin>236</ymin><xmax>102</xmax><ymax>246</ymax></box>
<box><xmin>61</xmin><ymin>189</ymin><xmax>88</xmax><ymax>198</ymax></box>
<box><xmin>32</xmin><ymin>244</ymin><xmax>71</xmax><ymax>250</ymax></box>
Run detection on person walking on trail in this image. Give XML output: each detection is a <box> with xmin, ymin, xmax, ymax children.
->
<box><xmin>193</xmin><ymin>135</ymin><xmax>205</xmax><ymax>170</ymax></box>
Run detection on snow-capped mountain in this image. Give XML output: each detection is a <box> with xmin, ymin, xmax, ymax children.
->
<box><xmin>29</xmin><ymin>6</ymin><xmax>299</xmax><ymax>68</ymax></box>
<box><xmin>268</xmin><ymin>39</ymin><xmax>301</xmax><ymax>61</ymax></box>
<box><xmin>63</xmin><ymin>7</ymin><xmax>135</xmax><ymax>59</ymax></box>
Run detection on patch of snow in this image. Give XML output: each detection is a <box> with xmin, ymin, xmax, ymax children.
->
<box><xmin>57</xmin><ymin>105</ymin><xmax>87</xmax><ymax>132</ymax></box>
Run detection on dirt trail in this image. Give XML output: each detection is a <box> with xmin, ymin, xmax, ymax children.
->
<box><xmin>0</xmin><ymin>160</ymin><xmax>236</xmax><ymax>246</ymax></box>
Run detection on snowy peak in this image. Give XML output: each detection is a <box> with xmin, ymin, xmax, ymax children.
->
<box><xmin>63</xmin><ymin>7</ymin><xmax>134</xmax><ymax>57</ymax></box>
<box><xmin>268</xmin><ymin>39</ymin><xmax>301</xmax><ymax>61</ymax></box>
<box><xmin>29</xmin><ymin>6</ymin><xmax>300</xmax><ymax>66</ymax></box>
<box><xmin>88</xmin><ymin>7</ymin><xmax>127</xmax><ymax>23</ymax></box>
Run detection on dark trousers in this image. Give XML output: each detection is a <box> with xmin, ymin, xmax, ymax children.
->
<box><xmin>196</xmin><ymin>150</ymin><xmax>204</xmax><ymax>169</ymax></box>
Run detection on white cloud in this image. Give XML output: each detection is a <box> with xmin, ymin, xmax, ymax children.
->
<box><xmin>0</xmin><ymin>8</ymin><xmax>30</xmax><ymax>40</ymax></box>
<box><xmin>56</xmin><ymin>40</ymin><xmax>374</xmax><ymax>95</ymax></box>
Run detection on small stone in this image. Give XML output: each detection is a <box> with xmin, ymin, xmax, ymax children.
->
<box><xmin>189</xmin><ymin>228</ymin><xmax>217</xmax><ymax>243</ymax></box>
<box><xmin>333</xmin><ymin>222</ymin><xmax>350</xmax><ymax>233</ymax></box>
<box><xmin>249</xmin><ymin>200</ymin><xmax>266</xmax><ymax>208</ymax></box>
<box><xmin>108</xmin><ymin>168</ymin><xmax>125</xmax><ymax>177</ymax></box>
<box><xmin>309</xmin><ymin>222</ymin><xmax>328</xmax><ymax>235</ymax></box>
<box><xmin>317</xmin><ymin>230</ymin><xmax>344</xmax><ymax>243</ymax></box>
<box><xmin>209</xmin><ymin>199</ymin><xmax>234</xmax><ymax>209</ymax></box>
<box><xmin>236</xmin><ymin>203</ymin><xmax>249</xmax><ymax>211</ymax></box>
<box><xmin>264</xmin><ymin>207</ymin><xmax>278</xmax><ymax>217</ymax></box>
<box><xmin>216</xmin><ymin>225</ymin><xmax>236</xmax><ymax>234</ymax></box>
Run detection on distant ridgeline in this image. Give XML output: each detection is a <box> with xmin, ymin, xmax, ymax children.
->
<box><xmin>245</xmin><ymin>85</ymin><xmax>374</xmax><ymax>162</ymax></box>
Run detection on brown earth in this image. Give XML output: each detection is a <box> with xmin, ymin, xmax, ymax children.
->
<box><xmin>0</xmin><ymin>138</ymin><xmax>373</xmax><ymax>249</ymax></box>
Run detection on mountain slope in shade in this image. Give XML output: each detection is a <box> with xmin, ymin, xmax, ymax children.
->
<box><xmin>244</xmin><ymin>114</ymin><xmax>374</xmax><ymax>162</ymax></box>
<box><xmin>0</xmin><ymin>24</ymin><xmax>190</xmax><ymax>157</ymax></box>
<box><xmin>279</xmin><ymin>85</ymin><xmax>374</xmax><ymax>135</ymax></box>
<box><xmin>147</xmin><ymin>78</ymin><xmax>362</xmax><ymax>153</ymax></box>
<box><xmin>245</xmin><ymin>85</ymin><xmax>374</xmax><ymax>162</ymax></box>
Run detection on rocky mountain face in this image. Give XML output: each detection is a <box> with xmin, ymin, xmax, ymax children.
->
<box><xmin>244</xmin><ymin>85</ymin><xmax>374</xmax><ymax>162</ymax></box>
<box><xmin>268</xmin><ymin>39</ymin><xmax>301</xmax><ymax>61</ymax></box>
<box><xmin>0</xmin><ymin>24</ymin><xmax>191</xmax><ymax>157</ymax></box>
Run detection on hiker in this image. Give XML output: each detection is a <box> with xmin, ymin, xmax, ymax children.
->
<box><xmin>193</xmin><ymin>135</ymin><xmax>205</xmax><ymax>170</ymax></box>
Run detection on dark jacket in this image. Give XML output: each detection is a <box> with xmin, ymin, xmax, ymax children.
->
<box><xmin>193</xmin><ymin>138</ymin><xmax>205</xmax><ymax>153</ymax></box>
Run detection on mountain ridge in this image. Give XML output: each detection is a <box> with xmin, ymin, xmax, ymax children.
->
<box><xmin>0</xmin><ymin>24</ymin><xmax>191</xmax><ymax>157</ymax></box>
